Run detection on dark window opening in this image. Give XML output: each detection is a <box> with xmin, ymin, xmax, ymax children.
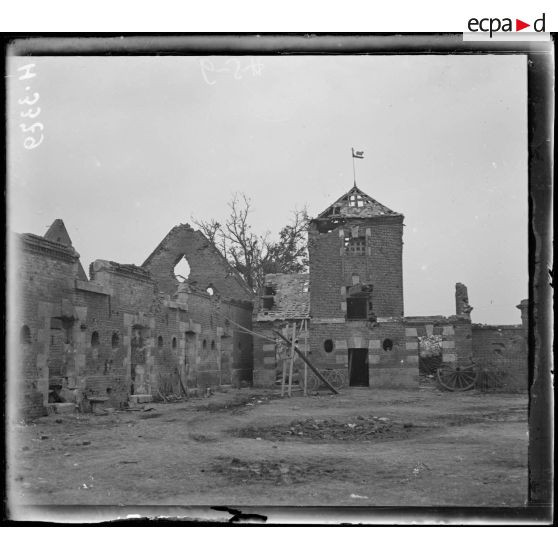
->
<box><xmin>157</xmin><ymin>335</ymin><xmax>164</xmax><ymax>348</ymax></box>
<box><xmin>91</xmin><ymin>331</ymin><xmax>100</xmax><ymax>347</ymax></box>
<box><xmin>382</xmin><ymin>339</ymin><xmax>393</xmax><ymax>351</ymax></box>
<box><xmin>347</xmin><ymin>298</ymin><xmax>368</xmax><ymax>320</ymax></box>
<box><xmin>172</xmin><ymin>337</ymin><xmax>177</xmax><ymax>350</ymax></box>
<box><xmin>262</xmin><ymin>296</ymin><xmax>274</xmax><ymax>310</ymax></box>
<box><xmin>211</xmin><ymin>340</ymin><xmax>216</xmax><ymax>350</ymax></box>
<box><xmin>202</xmin><ymin>339</ymin><xmax>207</xmax><ymax>350</ymax></box>
<box><xmin>20</xmin><ymin>325</ymin><xmax>31</xmax><ymax>344</ymax></box>
<box><xmin>111</xmin><ymin>332</ymin><xmax>120</xmax><ymax>348</ymax></box>
<box><xmin>344</xmin><ymin>236</ymin><xmax>366</xmax><ymax>255</ymax></box>
<box><xmin>324</xmin><ymin>339</ymin><xmax>334</xmax><ymax>353</ymax></box>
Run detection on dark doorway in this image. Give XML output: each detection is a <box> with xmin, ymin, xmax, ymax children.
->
<box><xmin>348</xmin><ymin>348</ymin><xmax>369</xmax><ymax>387</ymax></box>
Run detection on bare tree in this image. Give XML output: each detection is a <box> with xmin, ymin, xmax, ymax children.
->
<box><xmin>193</xmin><ymin>193</ymin><xmax>308</xmax><ymax>292</ymax></box>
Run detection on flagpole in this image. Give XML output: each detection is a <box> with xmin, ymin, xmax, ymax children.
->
<box><xmin>351</xmin><ymin>148</ymin><xmax>356</xmax><ymax>187</ymax></box>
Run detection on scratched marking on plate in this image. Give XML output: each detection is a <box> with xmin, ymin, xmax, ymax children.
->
<box><xmin>200</xmin><ymin>57</ymin><xmax>264</xmax><ymax>85</ymax></box>
<box><xmin>17</xmin><ymin>63</ymin><xmax>44</xmax><ymax>149</ymax></box>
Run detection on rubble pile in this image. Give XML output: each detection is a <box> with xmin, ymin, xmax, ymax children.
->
<box><xmin>236</xmin><ymin>415</ymin><xmax>416</xmax><ymax>442</ymax></box>
<box><xmin>210</xmin><ymin>457</ymin><xmax>343</xmax><ymax>485</ymax></box>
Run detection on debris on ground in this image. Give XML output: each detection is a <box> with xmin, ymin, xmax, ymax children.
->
<box><xmin>197</xmin><ymin>393</ymin><xmax>280</xmax><ymax>415</ymax></box>
<box><xmin>210</xmin><ymin>457</ymin><xmax>347</xmax><ymax>485</ymax></box>
<box><xmin>235</xmin><ymin>415</ymin><xmax>424</xmax><ymax>443</ymax></box>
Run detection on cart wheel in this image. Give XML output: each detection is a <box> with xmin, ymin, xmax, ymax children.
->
<box><xmin>305</xmin><ymin>373</ymin><xmax>320</xmax><ymax>391</ymax></box>
<box><xmin>329</xmin><ymin>370</ymin><xmax>345</xmax><ymax>390</ymax></box>
<box><xmin>436</xmin><ymin>364</ymin><xmax>476</xmax><ymax>391</ymax></box>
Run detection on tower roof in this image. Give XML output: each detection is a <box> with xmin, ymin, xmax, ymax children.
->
<box><xmin>317</xmin><ymin>186</ymin><xmax>400</xmax><ymax>219</ymax></box>
<box><xmin>44</xmin><ymin>219</ymin><xmax>88</xmax><ymax>281</ymax></box>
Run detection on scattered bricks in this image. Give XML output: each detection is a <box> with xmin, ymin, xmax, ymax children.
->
<box><xmin>52</xmin><ymin>402</ymin><xmax>76</xmax><ymax>415</ymax></box>
<box><xmin>129</xmin><ymin>394</ymin><xmax>153</xmax><ymax>405</ymax></box>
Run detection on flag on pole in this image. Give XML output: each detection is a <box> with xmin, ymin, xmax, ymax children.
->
<box><xmin>352</xmin><ymin>148</ymin><xmax>364</xmax><ymax>159</ymax></box>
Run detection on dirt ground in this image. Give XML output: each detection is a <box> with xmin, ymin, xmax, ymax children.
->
<box><xmin>8</xmin><ymin>384</ymin><xmax>528</xmax><ymax>511</ymax></box>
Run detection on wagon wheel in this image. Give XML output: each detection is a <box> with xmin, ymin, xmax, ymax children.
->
<box><xmin>436</xmin><ymin>363</ymin><xmax>476</xmax><ymax>392</ymax></box>
<box><xmin>328</xmin><ymin>370</ymin><xmax>345</xmax><ymax>390</ymax></box>
<box><xmin>305</xmin><ymin>372</ymin><xmax>320</xmax><ymax>391</ymax></box>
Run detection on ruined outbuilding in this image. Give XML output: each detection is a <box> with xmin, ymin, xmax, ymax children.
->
<box><xmin>252</xmin><ymin>186</ymin><xmax>528</xmax><ymax>391</ymax></box>
<box><xmin>12</xmin><ymin>187</ymin><xmax>528</xmax><ymax>418</ymax></box>
<box><xmin>13</xmin><ymin>222</ymin><xmax>253</xmax><ymax>418</ymax></box>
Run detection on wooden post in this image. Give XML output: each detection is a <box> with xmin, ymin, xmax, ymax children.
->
<box><xmin>281</xmin><ymin>324</ymin><xmax>289</xmax><ymax>397</ymax></box>
<box><xmin>274</xmin><ymin>329</ymin><xmax>339</xmax><ymax>395</ymax></box>
<box><xmin>303</xmin><ymin>319</ymin><xmax>308</xmax><ymax>396</ymax></box>
<box><xmin>288</xmin><ymin>323</ymin><xmax>296</xmax><ymax>397</ymax></box>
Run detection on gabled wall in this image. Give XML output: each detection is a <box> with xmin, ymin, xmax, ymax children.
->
<box><xmin>142</xmin><ymin>224</ymin><xmax>253</xmax><ymax>300</ymax></box>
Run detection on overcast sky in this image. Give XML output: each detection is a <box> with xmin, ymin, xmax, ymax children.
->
<box><xmin>7</xmin><ymin>54</ymin><xmax>527</xmax><ymax>324</ymax></box>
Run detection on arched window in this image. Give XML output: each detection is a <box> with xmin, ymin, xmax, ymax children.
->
<box><xmin>172</xmin><ymin>337</ymin><xmax>177</xmax><ymax>350</ymax></box>
<box><xmin>20</xmin><ymin>325</ymin><xmax>31</xmax><ymax>344</ymax></box>
<box><xmin>211</xmin><ymin>340</ymin><xmax>216</xmax><ymax>350</ymax></box>
<box><xmin>202</xmin><ymin>339</ymin><xmax>207</xmax><ymax>350</ymax></box>
<box><xmin>323</xmin><ymin>339</ymin><xmax>334</xmax><ymax>353</ymax></box>
<box><xmin>111</xmin><ymin>332</ymin><xmax>120</xmax><ymax>348</ymax></box>
<box><xmin>91</xmin><ymin>331</ymin><xmax>100</xmax><ymax>347</ymax></box>
<box><xmin>157</xmin><ymin>335</ymin><xmax>164</xmax><ymax>348</ymax></box>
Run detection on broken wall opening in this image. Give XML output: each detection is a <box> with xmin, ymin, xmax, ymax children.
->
<box><xmin>418</xmin><ymin>335</ymin><xmax>442</xmax><ymax>376</ymax></box>
<box><xmin>174</xmin><ymin>256</ymin><xmax>191</xmax><ymax>283</ymax></box>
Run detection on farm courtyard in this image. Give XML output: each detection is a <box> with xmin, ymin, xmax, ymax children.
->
<box><xmin>8</xmin><ymin>384</ymin><xmax>528</xmax><ymax>517</ymax></box>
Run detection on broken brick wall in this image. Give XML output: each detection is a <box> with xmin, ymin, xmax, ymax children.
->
<box><xmin>308</xmin><ymin>215</ymin><xmax>404</xmax><ymax>320</ymax></box>
<box><xmin>13</xmin><ymin>235</ymin><xmax>83</xmax><ymax>418</ymax></box>
<box><xmin>471</xmin><ymin>325</ymin><xmax>527</xmax><ymax>391</ymax></box>
<box><xmin>142</xmin><ymin>224</ymin><xmax>252</xmax><ymax>300</ymax></box>
<box><xmin>13</xmin><ymin>227</ymin><xmax>254</xmax><ymax>419</ymax></box>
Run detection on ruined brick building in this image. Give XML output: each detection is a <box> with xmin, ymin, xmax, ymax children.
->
<box><xmin>12</xmin><ymin>186</ymin><xmax>527</xmax><ymax>418</ymax></box>
<box><xmin>13</xmin><ymin>220</ymin><xmax>253</xmax><ymax>418</ymax></box>
<box><xmin>252</xmin><ymin>186</ymin><xmax>528</xmax><ymax>390</ymax></box>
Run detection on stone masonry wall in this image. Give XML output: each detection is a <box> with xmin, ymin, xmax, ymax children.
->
<box><xmin>14</xmin><ymin>227</ymin><xmax>254</xmax><ymax>419</ymax></box>
<box><xmin>308</xmin><ymin>215</ymin><xmax>404</xmax><ymax>319</ymax></box>
<box><xmin>142</xmin><ymin>224</ymin><xmax>252</xmax><ymax>300</ymax></box>
<box><xmin>471</xmin><ymin>325</ymin><xmax>527</xmax><ymax>391</ymax></box>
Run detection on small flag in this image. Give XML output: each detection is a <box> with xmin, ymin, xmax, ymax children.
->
<box><xmin>352</xmin><ymin>149</ymin><xmax>364</xmax><ymax>159</ymax></box>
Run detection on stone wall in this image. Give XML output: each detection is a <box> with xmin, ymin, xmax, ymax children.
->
<box><xmin>471</xmin><ymin>324</ymin><xmax>527</xmax><ymax>391</ymax></box>
<box><xmin>12</xmin><ymin>225</ymin><xmax>254</xmax><ymax>419</ymax></box>
<box><xmin>142</xmin><ymin>223</ymin><xmax>252</xmax><ymax>300</ymax></box>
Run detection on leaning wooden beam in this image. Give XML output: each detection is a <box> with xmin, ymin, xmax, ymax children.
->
<box><xmin>274</xmin><ymin>329</ymin><xmax>339</xmax><ymax>395</ymax></box>
<box><xmin>303</xmin><ymin>319</ymin><xmax>308</xmax><ymax>397</ymax></box>
<box><xmin>281</xmin><ymin>323</ymin><xmax>289</xmax><ymax>397</ymax></box>
<box><xmin>288</xmin><ymin>324</ymin><xmax>296</xmax><ymax>396</ymax></box>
